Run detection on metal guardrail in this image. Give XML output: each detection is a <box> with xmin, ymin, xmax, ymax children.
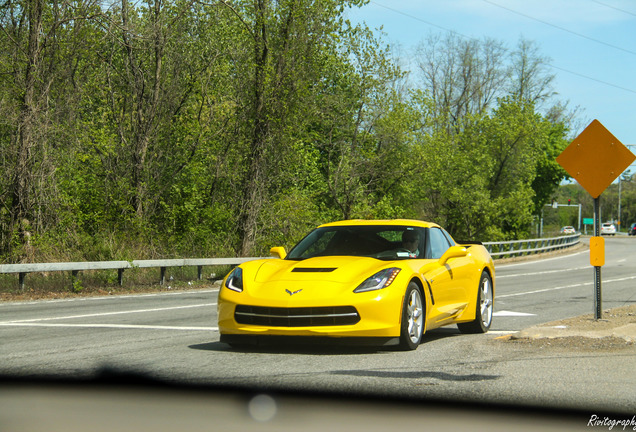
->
<box><xmin>1</xmin><ymin>234</ymin><xmax>582</xmax><ymax>291</ymax></box>
<box><xmin>483</xmin><ymin>233</ymin><xmax>581</xmax><ymax>258</ymax></box>
<box><xmin>0</xmin><ymin>257</ymin><xmax>261</xmax><ymax>291</ymax></box>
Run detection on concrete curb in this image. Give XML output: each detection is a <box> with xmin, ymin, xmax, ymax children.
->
<box><xmin>511</xmin><ymin>323</ymin><xmax>636</xmax><ymax>343</ymax></box>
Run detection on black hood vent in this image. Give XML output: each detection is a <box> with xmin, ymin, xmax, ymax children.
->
<box><xmin>291</xmin><ymin>267</ymin><xmax>337</xmax><ymax>273</ymax></box>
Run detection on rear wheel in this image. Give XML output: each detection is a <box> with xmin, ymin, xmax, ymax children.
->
<box><xmin>398</xmin><ymin>282</ymin><xmax>424</xmax><ymax>350</ymax></box>
<box><xmin>457</xmin><ymin>271</ymin><xmax>493</xmax><ymax>334</ymax></box>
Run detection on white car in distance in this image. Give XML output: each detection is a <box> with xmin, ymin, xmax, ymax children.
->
<box><xmin>600</xmin><ymin>223</ymin><xmax>616</xmax><ymax>236</ymax></box>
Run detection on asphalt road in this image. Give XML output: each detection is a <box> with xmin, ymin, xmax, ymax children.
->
<box><xmin>493</xmin><ymin>235</ymin><xmax>636</xmax><ymax>331</ymax></box>
<box><xmin>1</xmin><ymin>236</ymin><xmax>635</xmax><ymax>415</ymax></box>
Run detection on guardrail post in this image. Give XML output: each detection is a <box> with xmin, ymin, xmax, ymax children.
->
<box><xmin>71</xmin><ymin>270</ymin><xmax>79</xmax><ymax>292</ymax></box>
<box><xmin>19</xmin><ymin>272</ymin><xmax>26</xmax><ymax>291</ymax></box>
<box><xmin>197</xmin><ymin>265</ymin><xmax>203</xmax><ymax>281</ymax></box>
<box><xmin>160</xmin><ymin>267</ymin><xmax>166</xmax><ymax>285</ymax></box>
<box><xmin>118</xmin><ymin>269</ymin><xmax>124</xmax><ymax>286</ymax></box>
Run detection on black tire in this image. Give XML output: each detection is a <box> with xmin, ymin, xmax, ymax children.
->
<box><xmin>397</xmin><ymin>282</ymin><xmax>424</xmax><ymax>350</ymax></box>
<box><xmin>457</xmin><ymin>271</ymin><xmax>493</xmax><ymax>334</ymax></box>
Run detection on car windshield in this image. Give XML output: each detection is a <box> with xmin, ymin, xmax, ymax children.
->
<box><xmin>286</xmin><ymin>225</ymin><xmax>426</xmax><ymax>260</ymax></box>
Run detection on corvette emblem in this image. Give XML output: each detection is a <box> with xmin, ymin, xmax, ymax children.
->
<box><xmin>285</xmin><ymin>289</ymin><xmax>302</xmax><ymax>296</ymax></box>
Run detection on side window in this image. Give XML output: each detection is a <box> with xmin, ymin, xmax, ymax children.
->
<box><xmin>426</xmin><ymin>228</ymin><xmax>451</xmax><ymax>259</ymax></box>
<box><xmin>441</xmin><ymin>228</ymin><xmax>456</xmax><ymax>246</ymax></box>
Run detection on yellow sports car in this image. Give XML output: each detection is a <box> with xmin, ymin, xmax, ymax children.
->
<box><xmin>218</xmin><ymin>219</ymin><xmax>495</xmax><ymax>350</ymax></box>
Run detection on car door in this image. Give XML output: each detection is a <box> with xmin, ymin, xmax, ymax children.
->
<box><xmin>422</xmin><ymin>227</ymin><xmax>472</xmax><ymax>324</ymax></box>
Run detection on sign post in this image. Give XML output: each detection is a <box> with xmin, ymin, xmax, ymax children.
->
<box><xmin>593</xmin><ymin>198</ymin><xmax>602</xmax><ymax>318</ymax></box>
<box><xmin>556</xmin><ymin>119</ymin><xmax>635</xmax><ymax>320</ymax></box>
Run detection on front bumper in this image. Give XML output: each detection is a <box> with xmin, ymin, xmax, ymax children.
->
<box><xmin>217</xmin><ymin>288</ymin><xmax>404</xmax><ymax>339</ymax></box>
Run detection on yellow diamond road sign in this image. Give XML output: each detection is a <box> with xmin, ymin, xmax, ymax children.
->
<box><xmin>556</xmin><ymin>119</ymin><xmax>635</xmax><ymax>198</ymax></box>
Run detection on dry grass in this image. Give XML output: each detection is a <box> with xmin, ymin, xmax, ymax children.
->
<box><xmin>0</xmin><ymin>265</ymin><xmax>229</xmax><ymax>302</ymax></box>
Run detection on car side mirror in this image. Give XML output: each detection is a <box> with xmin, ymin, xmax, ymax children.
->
<box><xmin>439</xmin><ymin>246</ymin><xmax>467</xmax><ymax>265</ymax></box>
<box><xmin>269</xmin><ymin>246</ymin><xmax>287</xmax><ymax>259</ymax></box>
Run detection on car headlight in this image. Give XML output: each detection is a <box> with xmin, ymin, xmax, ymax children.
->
<box><xmin>225</xmin><ymin>267</ymin><xmax>243</xmax><ymax>292</ymax></box>
<box><xmin>354</xmin><ymin>268</ymin><xmax>401</xmax><ymax>293</ymax></box>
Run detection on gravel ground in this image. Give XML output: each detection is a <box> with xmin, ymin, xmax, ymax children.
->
<box><xmin>493</xmin><ymin>238</ymin><xmax>636</xmax><ymax>351</ymax></box>
<box><xmin>502</xmin><ymin>304</ymin><xmax>636</xmax><ymax>351</ymax></box>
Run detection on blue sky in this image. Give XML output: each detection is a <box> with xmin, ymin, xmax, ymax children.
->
<box><xmin>346</xmin><ymin>0</ymin><xmax>636</xmax><ymax>174</ymax></box>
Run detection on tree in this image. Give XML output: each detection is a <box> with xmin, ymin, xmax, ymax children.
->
<box><xmin>414</xmin><ymin>117</ymin><xmax>496</xmax><ymax>240</ymax></box>
<box><xmin>0</xmin><ymin>0</ymin><xmax>103</xmax><ymax>259</ymax></box>
<box><xmin>508</xmin><ymin>37</ymin><xmax>556</xmax><ymax>107</ymax></box>
<box><xmin>414</xmin><ymin>33</ymin><xmax>507</xmax><ymax>134</ymax></box>
<box><xmin>0</xmin><ymin>0</ymin><xmax>580</xmax><ymax>265</ymax></box>
<box><xmin>412</xmin><ymin>97</ymin><xmax>569</xmax><ymax>240</ymax></box>
<box><xmin>479</xmin><ymin>97</ymin><xmax>568</xmax><ymax>238</ymax></box>
<box><xmin>226</xmin><ymin>0</ymin><xmax>371</xmax><ymax>255</ymax></box>
<box><xmin>310</xmin><ymin>22</ymin><xmax>413</xmax><ymax>221</ymax></box>
<box><xmin>411</xmin><ymin>33</ymin><xmax>571</xmax><ymax>239</ymax></box>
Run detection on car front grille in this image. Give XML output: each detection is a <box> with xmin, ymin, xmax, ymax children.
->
<box><xmin>234</xmin><ymin>305</ymin><xmax>360</xmax><ymax>327</ymax></box>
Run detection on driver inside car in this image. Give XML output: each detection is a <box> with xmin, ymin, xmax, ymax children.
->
<box><xmin>401</xmin><ymin>230</ymin><xmax>420</xmax><ymax>258</ymax></box>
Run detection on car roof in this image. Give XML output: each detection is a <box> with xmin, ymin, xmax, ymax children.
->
<box><xmin>318</xmin><ymin>219</ymin><xmax>440</xmax><ymax>229</ymax></box>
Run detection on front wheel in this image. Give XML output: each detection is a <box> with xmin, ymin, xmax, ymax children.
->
<box><xmin>457</xmin><ymin>271</ymin><xmax>493</xmax><ymax>334</ymax></box>
<box><xmin>397</xmin><ymin>282</ymin><xmax>424</xmax><ymax>350</ymax></box>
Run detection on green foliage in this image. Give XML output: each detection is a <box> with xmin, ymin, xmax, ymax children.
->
<box><xmin>255</xmin><ymin>189</ymin><xmax>324</xmax><ymax>255</ymax></box>
<box><xmin>412</xmin><ymin>97</ymin><xmax>570</xmax><ymax>241</ymax></box>
<box><xmin>71</xmin><ymin>274</ymin><xmax>84</xmax><ymax>293</ymax></box>
<box><xmin>0</xmin><ymin>0</ymin><xmax>575</xmax><ymax>265</ymax></box>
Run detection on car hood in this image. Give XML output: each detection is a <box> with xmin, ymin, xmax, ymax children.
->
<box><xmin>251</xmin><ymin>256</ymin><xmax>391</xmax><ymax>285</ymax></box>
<box><xmin>233</xmin><ymin>256</ymin><xmax>408</xmax><ymax>305</ymax></box>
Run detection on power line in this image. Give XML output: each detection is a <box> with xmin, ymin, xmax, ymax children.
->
<box><xmin>482</xmin><ymin>0</ymin><xmax>636</xmax><ymax>57</ymax></box>
<box><xmin>367</xmin><ymin>1</ymin><xmax>636</xmax><ymax>95</ymax></box>
<box><xmin>366</xmin><ymin>2</ymin><xmax>472</xmax><ymax>41</ymax></box>
<box><xmin>591</xmin><ymin>0</ymin><xmax>636</xmax><ymax>17</ymax></box>
<box><xmin>549</xmin><ymin>64</ymin><xmax>636</xmax><ymax>95</ymax></box>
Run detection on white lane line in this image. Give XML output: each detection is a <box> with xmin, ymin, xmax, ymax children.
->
<box><xmin>495</xmin><ymin>251</ymin><xmax>587</xmax><ymax>268</ymax></box>
<box><xmin>0</xmin><ymin>289</ymin><xmax>220</xmax><ymax>307</ymax></box>
<box><xmin>0</xmin><ymin>323</ymin><xmax>217</xmax><ymax>331</ymax></box>
<box><xmin>497</xmin><ymin>275</ymin><xmax>636</xmax><ymax>298</ymax></box>
<box><xmin>493</xmin><ymin>311</ymin><xmax>536</xmax><ymax>317</ymax></box>
<box><xmin>0</xmin><ymin>303</ymin><xmax>216</xmax><ymax>324</ymax></box>
<box><xmin>497</xmin><ymin>266</ymin><xmax>589</xmax><ymax>278</ymax></box>
<box><xmin>498</xmin><ymin>282</ymin><xmax>588</xmax><ymax>298</ymax></box>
